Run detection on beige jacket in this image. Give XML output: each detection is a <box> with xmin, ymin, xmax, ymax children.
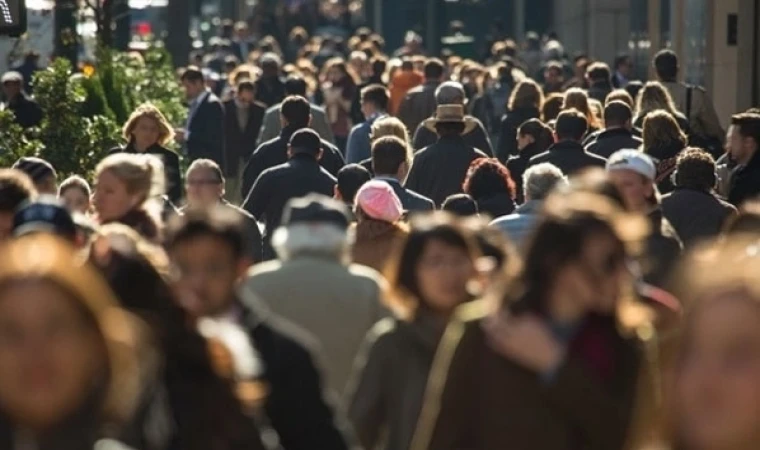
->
<box><xmin>661</xmin><ymin>81</ymin><xmax>725</xmax><ymax>141</ymax></box>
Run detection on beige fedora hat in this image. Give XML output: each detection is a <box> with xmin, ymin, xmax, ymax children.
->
<box><xmin>423</xmin><ymin>104</ymin><xmax>478</xmax><ymax>135</ymax></box>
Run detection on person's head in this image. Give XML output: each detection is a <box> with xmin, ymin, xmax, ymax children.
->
<box><xmin>12</xmin><ymin>157</ymin><xmax>57</xmax><ymax>195</ymax></box>
<box><xmin>562</xmin><ymin>88</ymin><xmax>597</xmax><ymax>128</ymax></box>
<box><xmin>517</xmin><ymin>118</ymin><xmax>554</xmax><ymax>152</ymax></box>
<box><xmin>323</xmin><ymin>57</ymin><xmax>353</xmax><ymax>84</ymax></box>
<box><xmin>614</xmin><ymin>54</ymin><xmax>634</xmax><ymax>77</ymax></box>
<box><xmin>508</xmin><ymin>79</ymin><xmax>544</xmax><ymax>111</ymax></box>
<box><xmin>423</xmin><ymin>58</ymin><xmax>445</xmax><ymax>82</ymax></box>
<box><xmin>372</xmin><ymin>136</ymin><xmax>412</xmax><ymax>180</ymax></box>
<box><xmin>555</xmin><ymin>109</ymin><xmax>589</xmax><ymax>142</ymax></box>
<box><xmin>385</xmin><ymin>213</ymin><xmax>480</xmax><ymax>319</ymax></box>
<box><xmin>514</xmin><ymin>192</ymin><xmax>645</xmax><ymax>318</ymax></box>
<box><xmin>280</xmin><ymin>95</ymin><xmax>312</xmax><ymax>129</ymax></box>
<box><xmin>604</xmin><ymin>100</ymin><xmax>633</xmax><ymax>130</ymax></box>
<box><xmin>463</xmin><ymin>158</ymin><xmax>516</xmax><ymax>204</ymax></box>
<box><xmin>13</xmin><ymin>196</ymin><xmax>78</xmax><ymax>244</ymax></box>
<box><xmin>653</xmin><ymin>49</ymin><xmax>679</xmax><ymax>82</ymax></box>
<box><xmin>272</xmin><ymin>194</ymin><xmax>352</xmax><ymax>262</ymax></box>
<box><xmin>234</xmin><ymin>80</ymin><xmax>256</xmax><ymax>106</ymax></box>
<box><xmin>0</xmin><ymin>235</ymin><xmax>141</xmax><ymax>431</ymax></box>
<box><xmin>370</xmin><ymin>116</ymin><xmax>411</xmax><ymax>146</ymax></box>
<box><xmin>185</xmin><ymin>159</ymin><xmax>225</xmax><ymax>207</ymax></box>
<box><xmin>606</xmin><ymin>149</ymin><xmax>657</xmax><ymax>212</ymax></box>
<box><xmin>360</xmin><ymin>84</ymin><xmax>390</xmax><ymax>118</ymax></box>
<box><xmin>122</xmin><ymin>103</ymin><xmax>175</xmax><ymax>149</ymax></box>
<box><xmin>58</xmin><ymin>176</ymin><xmax>91</xmax><ymax>215</ymax></box>
<box><xmin>605</xmin><ymin>89</ymin><xmax>635</xmax><ymax>109</ymax></box>
<box><xmin>260</xmin><ymin>52</ymin><xmax>282</xmax><ymax>78</ymax></box>
<box><xmin>93</xmin><ymin>154</ymin><xmax>163</xmax><ymax>222</ymax></box>
<box><xmin>573</xmin><ymin>54</ymin><xmax>591</xmax><ymax>78</ymax></box>
<box><xmin>642</xmin><ymin>110</ymin><xmax>688</xmax><ymax>152</ymax></box>
<box><xmin>435</xmin><ymin>81</ymin><xmax>467</xmax><ymax>106</ymax></box>
<box><xmin>543</xmin><ymin>61</ymin><xmax>564</xmax><ymax>85</ymax></box>
<box><xmin>180</xmin><ymin>66</ymin><xmax>206</xmax><ymax>100</ymax></box>
<box><xmin>673</xmin><ymin>147</ymin><xmax>717</xmax><ymax>192</ymax></box>
<box><xmin>523</xmin><ymin>162</ymin><xmax>566</xmax><ymax>202</ymax></box>
<box><xmin>335</xmin><ymin>164</ymin><xmax>372</xmax><ymax>205</ymax></box>
<box><xmin>585</xmin><ymin>61</ymin><xmax>612</xmax><ymax>85</ymax></box>
<box><xmin>442</xmin><ymin>194</ymin><xmax>479</xmax><ymax>217</ymax></box>
<box><xmin>430</xmin><ymin>104</ymin><xmax>471</xmax><ymax>137</ymax></box>
<box><xmin>728</xmin><ymin>113</ymin><xmax>760</xmax><ymax>166</ymax></box>
<box><xmin>354</xmin><ymin>180</ymin><xmax>404</xmax><ymax>224</ymax></box>
<box><xmin>541</xmin><ymin>93</ymin><xmax>564</xmax><ymax>122</ymax></box>
<box><xmin>284</xmin><ymin>76</ymin><xmax>308</xmax><ymax>97</ymax></box>
<box><xmin>636</xmin><ymin>81</ymin><xmax>679</xmax><ymax>118</ymax></box>
<box><xmin>1</xmin><ymin>71</ymin><xmax>23</xmax><ymax>98</ymax></box>
<box><xmin>0</xmin><ymin>170</ymin><xmax>36</xmax><ymax>242</ymax></box>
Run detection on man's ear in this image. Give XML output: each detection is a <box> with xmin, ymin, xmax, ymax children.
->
<box><xmin>334</xmin><ymin>185</ymin><xmax>342</xmax><ymax>200</ymax></box>
<box><xmin>316</xmin><ymin>148</ymin><xmax>324</xmax><ymax>161</ymax></box>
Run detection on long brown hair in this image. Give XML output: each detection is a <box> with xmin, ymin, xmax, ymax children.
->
<box><xmin>509</xmin><ymin>79</ymin><xmax>545</xmax><ymax>111</ymax></box>
<box><xmin>642</xmin><ymin>110</ymin><xmax>687</xmax><ymax>150</ymax></box>
<box><xmin>563</xmin><ymin>88</ymin><xmax>601</xmax><ymax>129</ymax></box>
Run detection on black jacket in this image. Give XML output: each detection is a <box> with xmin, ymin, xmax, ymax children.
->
<box><xmin>223</xmin><ymin>99</ymin><xmax>267</xmax><ymax>176</ymax></box>
<box><xmin>587</xmin><ymin>82</ymin><xmax>612</xmax><ymax>104</ymax></box>
<box><xmin>405</xmin><ymin>135</ymin><xmax>488</xmax><ymax>206</ymax></box>
<box><xmin>5</xmin><ymin>92</ymin><xmax>43</xmax><ymax>128</ymax></box>
<box><xmin>254</xmin><ymin>76</ymin><xmax>286</xmax><ymax>108</ymax></box>
<box><xmin>412</xmin><ymin>117</ymin><xmax>494</xmax><ymax>157</ymax></box>
<box><xmin>528</xmin><ymin>140</ymin><xmax>607</xmax><ymax>176</ymax></box>
<box><xmin>238</xmin><ymin>299</ymin><xmax>352</xmax><ymax>450</ymax></box>
<box><xmin>728</xmin><ymin>150</ymin><xmax>760</xmax><ymax>206</ymax></box>
<box><xmin>661</xmin><ymin>188</ymin><xmax>736</xmax><ymax>248</ymax></box>
<box><xmin>506</xmin><ymin>142</ymin><xmax>546</xmax><ymax>204</ymax></box>
<box><xmin>496</xmin><ymin>107</ymin><xmax>540</xmax><ymax>161</ymax></box>
<box><xmin>475</xmin><ymin>193</ymin><xmax>516</xmax><ymax>219</ymax></box>
<box><xmin>187</xmin><ymin>91</ymin><xmax>226</xmax><ymax>170</ymax></box>
<box><xmin>644</xmin><ymin>208</ymin><xmax>683</xmax><ymax>288</ymax></box>
<box><xmin>109</xmin><ymin>143</ymin><xmax>183</xmax><ymax>204</ymax></box>
<box><xmin>242</xmin><ymin>154</ymin><xmax>337</xmax><ymax>260</ymax></box>
<box><xmin>645</xmin><ymin>140</ymin><xmax>686</xmax><ymax>194</ymax></box>
<box><xmin>241</xmin><ymin>126</ymin><xmax>345</xmax><ymax>200</ymax></box>
<box><xmin>377</xmin><ymin>177</ymin><xmax>435</xmax><ymax>213</ymax></box>
<box><xmin>583</xmin><ymin>126</ymin><xmax>643</xmax><ymax>147</ymax></box>
<box><xmin>585</xmin><ymin>128</ymin><xmax>643</xmax><ymax>159</ymax></box>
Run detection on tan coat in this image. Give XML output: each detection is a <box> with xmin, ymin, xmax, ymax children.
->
<box><xmin>351</xmin><ymin>220</ymin><xmax>409</xmax><ymax>274</ymax></box>
<box><xmin>661</xmin><ymin>81</ymin><xmax>725</xmax><ymax>141</ymax></box>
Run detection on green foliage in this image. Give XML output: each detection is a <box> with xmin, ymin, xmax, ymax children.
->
<box><xmin>97</xmin><ymin>47</ymin><xmax>134</xmax><ymax>124</ymax></box>
<box><xmin>0</xmin><ymin>110</ymin><xmax>44</xmax><ymax>168</ymax></box>
<box><xmin>80</xmin><ymin>73</ymin><xmax>116</xmax><ymax>120</ymax></box>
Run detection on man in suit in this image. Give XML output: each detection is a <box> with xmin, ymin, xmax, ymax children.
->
<box><xmin>528</xmin><ymin>109</ymin><xmax>607</xmax><ymax>176</ymax></box>
<box><xmin>345</xmin><ymin>84</ymin><xmax>389</xmax><ymax>164</ymax></box>
<box><xmin>224</xmin><ymin>79</ymin><xmax>266</xmax><ymax>204</ymax></box>
<box><xmin>177</xmin><ymin>67</ymin><xmax>226</xmax><ymax>171</ymax></box>
<box><xmin>258</xmin><ymin>76</ymin><xmax>334</xmax><ymax>145</ymax></box>
<box><xmin>371</xmin><ymin>136</ymin><xmax>434</xmax><ymax>213</ymax></box>
<box><xmin>230</xmin><ymin>21</ymin><xmax>256</xmax><ymax>62</ymax></box>
<box><xmin>255</xmin><ymin>53</ymin><xmax>286</xmax><ymax>108</ymax></box>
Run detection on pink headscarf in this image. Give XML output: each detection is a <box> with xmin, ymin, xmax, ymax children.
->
<box><xmin>355</xmin><ymin>180</ymin><xmax>404</xmax><ymax>223</ymax></box>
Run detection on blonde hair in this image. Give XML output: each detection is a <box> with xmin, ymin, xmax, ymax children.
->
<box><xmin>642</xmin><ymin>110</ymin><xmax>687</xmax><ymax>151</ymax></box>
<box><xmin>122</xmin><ymin>103</ymin><xmax>176</xmax><ymax>146</ymax></box>
<box><xmin>636</xmin><ymin>81</ymin><xmax>680</xmax><ymax>119</ymax></box>
<box><xmin>96</xmin><ymin>153</ymin><xmax>165</xmax><ymax>206</ymax></box>
<box><xmin>606</xmin><ymin>89</ymin><xmax>635</xmax><ymax>109</ymax></box>
<box><xmin>370</xmin><ymin>116</ymin><xmax>413</xmax><ymax>165</ymax></box>
<box><xmin>563</xmin><ymin>88</ymin><xmax>600</xmax><ymax>128</ymax></box>
<box><xmin>508</xmin><ymin>79</ymin><xmax>544</xmax><ymax>111</ymax></box>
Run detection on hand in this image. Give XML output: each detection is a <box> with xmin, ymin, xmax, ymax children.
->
<box><xmin>482</xmin><ymin>313</ymin><xmax>565</xmax><ymax>373</ymax></box>
<box><xmin>174</xmin><ymin>128</ymin><xmax>186</xmax><ymax>143</ymax></box>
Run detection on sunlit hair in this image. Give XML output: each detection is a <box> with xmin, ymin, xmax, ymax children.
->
<box><xmin>606</xmin><ymin>89</ymin><xmax>635</xmax><ymax>109</ymax></box>
<box><xmin>370</xmin><ymin>116</ymin><xmax>410</xmax><ymax>144</ymax></box>
<box><xmin>272</xmin><ymin>223</ymin><xmax>354</xmax><ymax>263</ymax></box>
<box><xmin>96</xmin><ymin>153</ymin><xmax>165</xmax><ymax>205</ymax></box>
<box><xmin>563</xmin><ymin>88</ymin><xmax>600</xmax><ymax>128</ymax></box>
<box><xmin>642</xmin><ymin>110</ymin><xmax>687</xmax><ymax>151</ymax></box>
<box><xmin>508</xmin><ymin>78</ymin><xmax>545</xmax><ymax>111</ymax></box>
<box><xmin>0</xmin><ymin>235</ymin><xmax>143</xmax><ymax>424</ymax></box>
<box><xmin>383</xmin><ymin>212</ymin><xmax>481</xmax><ymax>321</ymax></box>
<box><xmin>636</xmin><ymin>81</ymin><xmax>680</xmax><ymax>121</ymax></box>
<box><xmin>58</xmin><ymin>175</ymin><xmax>91</xmax><ymax>199</ymax></box>
<box><xmin>122</xmin><ymin>103</ymin><xmax>176</xmax><ymax>146</ymax></box>
<box><xmin>320</xmin><ymin>57</ymin><xmax>359</xmax><ymax>85</ymax></box>
<box><xmin>541</xmin><ymin>93</ymin><xmax>564</xmax><ymax>123</ymax></box>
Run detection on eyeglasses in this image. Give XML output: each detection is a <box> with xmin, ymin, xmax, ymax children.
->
<box><xmin>186</xmin><ymin>179</ymin><xmax>222</xmax><ymax>186</ymax></box>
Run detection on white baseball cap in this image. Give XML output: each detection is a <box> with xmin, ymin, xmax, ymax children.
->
<box><xmin>606</xmin><ymin>149</ymin><xmax>656</xmax><ymax>181</ymax></box>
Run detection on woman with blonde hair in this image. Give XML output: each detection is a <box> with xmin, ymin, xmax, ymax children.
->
<box><xmin>563</xmin><ymin>88</ymin><xmax>602</xmax><ymax>134</ymax></box>
<box><xmin>642</xmin><ymin>110</ymin><xmax>688</xmax><ymax>193</ymax></box>
<box><xmin>110</xmin><ymin>103</ymin><xmax>182</xmax><ymax>204</ymax></box>
<box><xmin>93</xmin><ymin>153</ymin><xmax>165</xmax><ymax>243</ymax></box>
<box><xmin>634</xmin><ymin>81</ymin><xmax>690</xmax><ymax>134</ymax></box>
<box><xmin>497</xmin><ymin>79</ymin><xmax>544</xmax><ymax>161</ymax></box>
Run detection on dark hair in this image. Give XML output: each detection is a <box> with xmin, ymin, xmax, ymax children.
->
<box><xmin>180</xmin><ymin>66</ymin><xmax>205</xmax><ymax>84</ymax></box>
<box><xmin>0</xmin><ymin>169</ymin><xmax>36</xmax><ymax>213</ymax></box>
<box><xmin>284</xmin><ymin>76</ymin><xmax>308</xmax><ymax>96</ymax></box>
<box><xmin>518</xmin><ymin>119</ymin><xmax>555</xmax><ymax>153</ymax></box>
<box><xmin>463</xmin><ymin>158</ymin><xmax>516</xmax><ymax>201</ymax></box>
<box><xmin>625</xmin><ymin>80</ymin><xmax>644</xmax><ymax>103</ymax></box>
<box><xmin>370</xmin><ymin>56</ymin><xmax>387</xmax><ymax>77</ymax></box>
<box><xmin>435</xmin><ymin>121</ymin><xmax>466</xmax><ymax>137</ymax></box>
<box><xmin>674</xmin><ymin>147</ymin><xmax>716</xmax><ymax>191</ymax></box>
<box><xmin>424</xmin><ymin>58</ymin><xmax>445</xmax><ymax>80</ymax></box>
<box><xmin>586</xmin><ymin>62</ymin><xmax>612</xmax><ymax>83</ymax></box>
<box><xmin>604</xmin><ymin>101</ymin><xmax>633</xmax><ymax>127</ymax></box>
<box><xmin>337</xmin><ymin>164</ymin><xmax>372</xmax><ymax>204</ymax></box>
<box><xmin>280</xmin><ymin>95</ymin><xmax>311</xmax><ymax>128</ymax></box>
<box><xmin>541</xmin><ymin>93</ymin><xmax>564</xmax><ymax>122</ymax></box>
<box><xmin>555</xmin><ymin>109</ymin><xmax>588</xmax><ymax>141</ymax></box>
<box><xmin>372</xmin><ymin>136</ymin><xmax>408</xmax><ymax>176</ymax></box>
<box><xmin>166</xmin><ymin>206</ymin><xmax>248</xmax><ymax>261</ymax></box>
<box><xmin>545</xmin><ymin>61</ymin><xmax>563</xmax><ymax>75</ymax></box>
<box><xmin>187</xmin><ymin>159</ymin><xmax>225</xmax><ymax>184</ymax></box>
<box><xmin>614</xmin><ymin>53</ymin><xmax>631</xmax><ymax>70</ymax></box>
<box><xmin>731</xmin><ymin>112</ymin><xmax>760</xmax><ymax>144</ymax></box>
<box><xmin>442</xmin><ymin>194</ymin><xmax>479</xmax><ymax>216</ymax></box>
<box><xmin>385</xmin><ymin>213</ymin><xmax>478</xmax><ymax>318</ymax></box>
<box><xmin>12</xmin><ymin>157</ymin><xmax>56</xmax><ymax>185</ymax></box>
<box><xmin>237</xmin><ymin>79</ymin><xmax>256</xmax><ymax>94</ymax></box>
<box><xmin>653</xmin><ymin>49</ymin><xmax>679</xmax><ymax>81</ymax></box>
<box><xmin>361</xmin><ymin>84</ymin><xmax>390</xmax><ymax>111</ymax></box>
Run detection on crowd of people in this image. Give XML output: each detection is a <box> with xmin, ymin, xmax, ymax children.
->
<box><xmin>2</xmin><ymin>17</ymin><xmax>760</xmax><ymax>450</ymax></box>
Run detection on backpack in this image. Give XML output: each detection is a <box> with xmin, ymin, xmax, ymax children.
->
<box><xmin>686</xmin><ymin>85</ymin><xmax>724</xmax><ymax>159</ymax></box>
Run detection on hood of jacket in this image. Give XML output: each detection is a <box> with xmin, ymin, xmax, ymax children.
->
<box><xmin>355</xmin><ymin>219</ymin><xmax>407</xmax><ymax>242</ymax></box>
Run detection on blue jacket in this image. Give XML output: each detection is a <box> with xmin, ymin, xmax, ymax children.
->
<box><xmin>490</xmin><ymin>200</ymin><xmax>543</xmax><ymax>252</ymax></box>
<box><xmin>345</xmin><ymin>114</ymin><xmax>386</xmax><ymax>164</ymax></box>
